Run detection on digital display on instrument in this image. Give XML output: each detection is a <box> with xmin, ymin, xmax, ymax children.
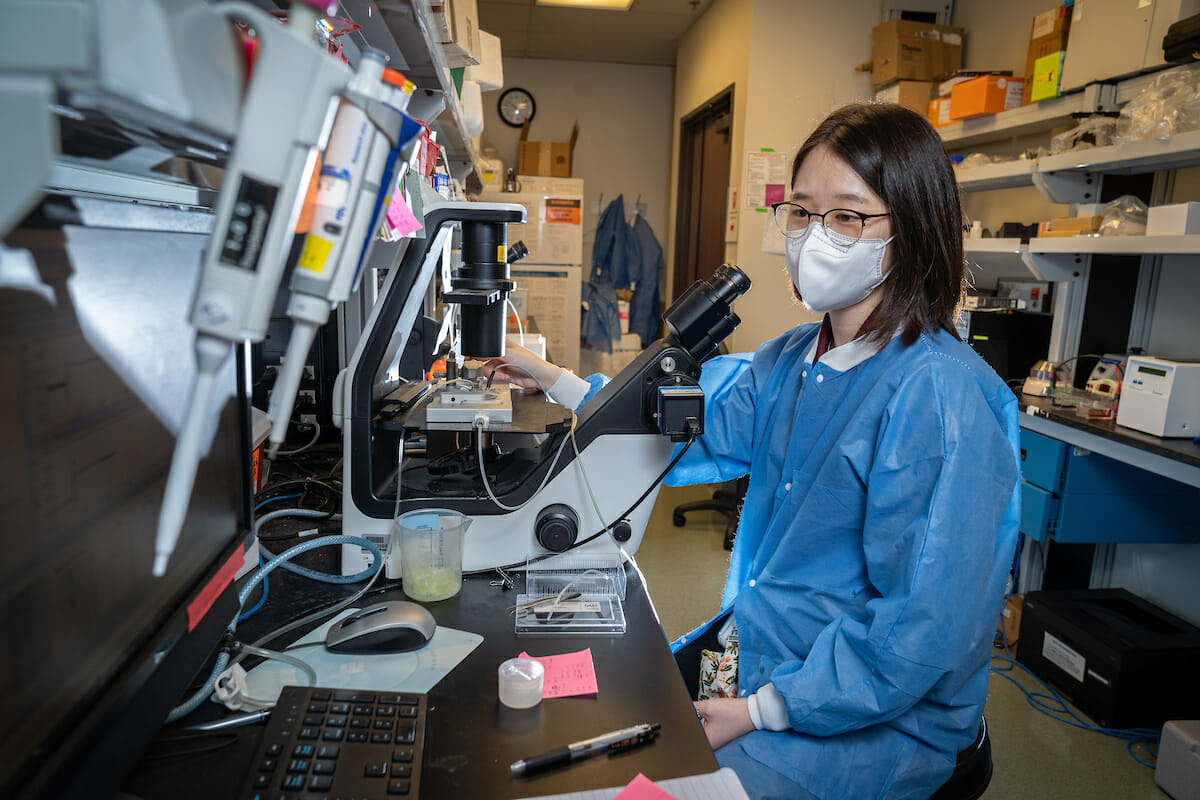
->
<box><xmin>1137</xmin><ymin>365</ymin><xmax>1169</xmax><ymax>377</ymax></box>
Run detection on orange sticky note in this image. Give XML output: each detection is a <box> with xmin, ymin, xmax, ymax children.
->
<box><xmin>518</xmin><ymin>649</ymin><xmax>598</xmax><ymax>698</ymax></box>
<box><xmin>614</xmin><ymin>773</ymin><xmax>679</xmax><ymax>800</ymax></box>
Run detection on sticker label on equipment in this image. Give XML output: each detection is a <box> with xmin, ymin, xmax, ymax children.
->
<box><xmin>1042</xmin><ymin>632</ymin><xmax>1086</xmax><ymax>682</ymax></box>
<box><xmin>544</xmin><ymin>197</ymin><xmax>582</xmax><ymax>224</ymax></box>
<box><xmin>219</xmin><ymin>176</ymin><xmax>279</xmax><ymax>270</ymax></box>
<box><xmin>297</xmin><ymin>234</ymin><xmax>334</xmax><ymax>274</ymax></box>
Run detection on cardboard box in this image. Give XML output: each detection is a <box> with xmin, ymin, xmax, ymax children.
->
<box><xmin>997</xmin><ymin>593</ymin><xmax>1024</xmax><ymax>657</ymax></box>
<box><xmin>1023</xmin><ymin>5</ymin><xmax>1072</xmax><ymax>103</ymax></box>
<box><xmin>517</xmin><ymin>122</ymin><xmax>579</xmax><ymax>178</ymax></box>
<box><xmin>431</xmin><ymin>0</ymin><xmax>481</xmax><ymax>67</ymax></box>
<box><xmin>1030</xmin><ymin>51</ymin><xmax>1066</xmax><ymax>102</ymax></box>
<box><xmin>464</xmin><ymin>30</ymin><xmax>502</xmax><ymax>91</ymax></box>
<box><xmin>872</xmin><ymin>80</ymin><xmax>936</xmax><ymax>115</ymax></box>
<box><xmin>939</xmin><ymin>70</ymin><xmax>1012</xmax><ymax>97</ymax></box>
<box><xmin>949</xmin><ymin>75</ymin><xmax>1025</xmax><ymax>120</ymax></box>
<box><xmin>1147</xmin><ymin>201</ymin><xmax>1200</xmax><ymax>235</ymax></box>
<box><xmin>871</xmin><ymin>19</ymin><xmax>964</xmax><ymax>86</ymax></box>
<box><xmin>927</xmin><ymin>96</ymin><xmax>953</xmax><ymax>128</ymax></box>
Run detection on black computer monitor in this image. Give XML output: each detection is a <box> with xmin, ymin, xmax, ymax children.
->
<box><xmin>0</xmin><ymin>223</ymin><xmax>252</xmax><ymax>799</ymax></box>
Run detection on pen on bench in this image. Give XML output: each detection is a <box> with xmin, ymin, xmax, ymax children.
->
<box><xmin>509</xmin><ymin>722</ymin><xmax>661</xmax><ymax>776</ymax></box>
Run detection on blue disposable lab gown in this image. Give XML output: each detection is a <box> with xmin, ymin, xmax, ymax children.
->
<box><xmin>660</xmin><ymin>323</ymin><xmax>1021</xmax><ymax>800</ymax></box>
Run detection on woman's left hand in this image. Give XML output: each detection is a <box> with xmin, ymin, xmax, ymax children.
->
<box><xmin>694</xmin><ymin>697</ymin><xmax>754</xmax><ymax>750</ymax></box>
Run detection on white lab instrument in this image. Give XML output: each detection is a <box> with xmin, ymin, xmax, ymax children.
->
<box><xmin>267</xmin><ymin>52</ymin><xmax>421</xmax><ymax>455</ymax></box>
<box><xmin>156</xmin><ymin>0</ymin><xmax>355</xmax><ymax>576</ymax></box>
<box><xmin>1116</xmin><ymin>356</ymin><xmax>1200</xmax><ymax>438</ymax></box>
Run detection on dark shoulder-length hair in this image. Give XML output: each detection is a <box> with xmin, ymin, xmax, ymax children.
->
<box><xmin>791</xmin><ymin>102</ymin><xmax>965</xmax><ymax>346</ymax></box>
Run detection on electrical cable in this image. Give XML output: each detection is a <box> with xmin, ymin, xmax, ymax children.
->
<box><xmin>237</xmin><ymin>554</ymin><xmax>269</xmax><ymax>623</ymax></box>
<box><xmin>464</xmin><ymin>430</ymin><xmax>697</xmax><ymax>577</ymax></box>
<box><xmin>474</xmin><ymin>414</ymin><xmax>574</xmax><ymax>512</ymax></box>
<box><xmin>164</xmin><ymin>534</ymin><xmax>383</xmax><ymax>724</ymax></box>
<box><xmin>505</xmin><ymin>298</ymin><xmax>525</xmax><ymax>346</ymax></box>
<box><xmin>276</xmin><ymin>421</ymin><xmax>322</xmax><ymax>456</ymax></box>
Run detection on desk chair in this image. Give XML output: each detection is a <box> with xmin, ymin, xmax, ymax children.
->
<box><xmin>929</xmin><ymin>717</ymin><xmax>992</xmax><ymax>800</ymax></box>
<box><xmin>672</xmin><ymin>476</ymin><xmax>747</xmax><ymax>550</ymax></box>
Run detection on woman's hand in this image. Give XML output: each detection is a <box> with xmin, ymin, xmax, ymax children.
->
<box><xmin>694</xmin><ymin>698</ymin><xmax>754</xmax><ymax>751</ymax></box>
<box><xmin>480</xmin><ymin>338</ymin><xmax>563</xmax><ymax>392</ymax></box>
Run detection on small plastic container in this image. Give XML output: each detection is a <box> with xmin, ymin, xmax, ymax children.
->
<box><xmin>498</xmin><ymin>657</ymin><xmax>544</xmax><ymax>709</ymax></box>
<box><xmin>395</xmin><ymin>509</ymin><xmax>471</xmax><ymax>602</ymax></box>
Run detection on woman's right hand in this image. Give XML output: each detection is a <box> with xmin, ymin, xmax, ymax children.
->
<box><xmin>480</xmin><ymin>338</ymin><xmax>564</xmax><ymax>392</ymax></box>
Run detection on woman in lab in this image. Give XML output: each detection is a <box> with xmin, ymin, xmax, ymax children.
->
<box><xmin>484</xmin><ymin>102</ymin><xmax>1020</xmax><ymax>800</ymax></box>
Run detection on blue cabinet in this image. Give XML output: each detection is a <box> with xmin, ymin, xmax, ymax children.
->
<box><xmin>1018</xmin><ymin>429</ymin><xmax>1200</xmax><ymax>543</ymax></box>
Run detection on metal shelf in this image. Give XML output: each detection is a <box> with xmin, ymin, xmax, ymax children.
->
<box><xmin>956</xmin><ymin>159</ymin><xmax>1036</xmax><ymax>192</ymax></box>
<box><xmin>366</xmin><ymin>0</ymin><xmax>482</xmax><ymax>194</ymax></box>
<box><xmin>964</xmin><ymin>238</ymin><xmax>1042</xmax><ymax>282</ymax></box>
<box><xmin>1028</xmin><ymin>234</ymin><xmax>1200</xmax><ymax>280</ymax></box>
<box><xmin>940</xmin><ymin>87</ymin><xmax>1112</xmax><ymax>149</ymax></box>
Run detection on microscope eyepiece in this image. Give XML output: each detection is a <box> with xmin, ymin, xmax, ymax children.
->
<box><xmin>661</xmin><ymin>264</ymin><xmax>751</xmax><ymax>361</ymax></box>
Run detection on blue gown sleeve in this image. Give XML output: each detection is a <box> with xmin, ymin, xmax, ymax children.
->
<box><xmin>663</xmin><ymin>351</ymin><xmax>759</xmax><ymax>487</ymax></box>
<box><xmin>768</xmin><ymin>359</ymin><xmax>1020</xmax><ymax>736</ymax></box>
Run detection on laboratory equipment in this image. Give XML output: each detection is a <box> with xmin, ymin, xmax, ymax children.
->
<box><xmin>1017</xmin><ymin>589</ymin><xmax>1200</xmax><ymax>729</ymax></box>
<box><xmin>498</xmin><ymin>657</ymin><xmax>545</xmax><ymax>709</ymax></box>
<box><xmin>515</xmin><ymin>554</ymin><xmax>628</xmax><ymax>634</ymax></box>
<box><xmin>959</xmin><ymin>308</ymin><xmax>1053</xmax><ymax>386</ymax></box>
<box><xmin>335</xmin><ymin>196</ymin><xmax>751</xmax><ymax>575</ymax></box>
<box><xmin>1115</xmin><ymin>355</ymin><xmax>1200</xmax><ymax>438</ymax></box>
<box><xmin>266</xmin><ymin>54</ymin><xmax>422</xmax><ymax>456</ymax></box>
<box><xmin>396</xmin><ymin>509</ymin><xmax>471</xmax><ymax>602</ymax></box>
<box><xmin>154</xmin><ymin>0</ymin><xmax>357</xmax><ymax>576</ymax></box>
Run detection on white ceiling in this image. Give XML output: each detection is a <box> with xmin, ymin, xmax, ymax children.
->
<box><xmin>477</xmin><ymin>0</ymin><xmax>714</xmax><ymax>66</ymax></box>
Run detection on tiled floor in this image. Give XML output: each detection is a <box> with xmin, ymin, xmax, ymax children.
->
<box><xmin>637</xmin><ymin>484</ymin><xmax>1163</xmax><ymax>799</ymax></box>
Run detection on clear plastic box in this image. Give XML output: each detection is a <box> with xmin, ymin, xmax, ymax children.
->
<box><xmin>515</xmin><ymin>554</ymin><xmax>627</xmax><ymax>635</ymax></box>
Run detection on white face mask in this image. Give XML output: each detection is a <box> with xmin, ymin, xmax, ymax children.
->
<box><xmin>785</xmin><ymin>223</ymin><xmax>895</xmax><ymax>314</ymax></box>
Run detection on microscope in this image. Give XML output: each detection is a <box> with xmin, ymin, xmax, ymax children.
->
<box><xmin>336</xmin><ymin>198</ymin><xmax>751</xmax><ymax>575</ymax></box>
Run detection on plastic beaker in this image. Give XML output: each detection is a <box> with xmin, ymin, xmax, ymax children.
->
<box><xmin>395</xmin><ymin>509</ymin><xmax>471</xmax><ymax>602</ymax></box>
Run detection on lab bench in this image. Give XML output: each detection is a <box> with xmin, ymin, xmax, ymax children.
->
<box><xmin>1018</xmin><ymin>397</ymin><xmax>1200</xmax><ymax>543</ymax></box>
<box><xmin>121</xmin><ymin>557</ymin><xmax>716</xmax><ymax>799</ymax></box>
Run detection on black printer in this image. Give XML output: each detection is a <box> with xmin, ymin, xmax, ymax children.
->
<box><xmin>1017</xmin><ymin>589</ymin><xmax>1200</xmax><ymax>729</ymax></box>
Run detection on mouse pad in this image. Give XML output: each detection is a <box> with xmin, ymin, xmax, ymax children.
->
<box><xmin>243</xmin><ymin>610</ymin><xmax>483</xmax><ymax>703</ymax></box>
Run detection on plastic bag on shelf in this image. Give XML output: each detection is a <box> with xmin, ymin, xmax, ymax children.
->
<box><xmin>1050</xmin><ymin>115</ymin><xmax>1119</xmax><ymax>154</ymax></box>
<box><xmin>1098</xmin><ymin>194</ymin><xmax>1148</xmax><ymax>236</ymax></box>
<box><xmin>959</xmin><ymin>153</ymin><xmax>1002</xmax><ymax>170</ymax></box>
<box><xmin>1115</xmin><ymin>68</ymin><xmax>1200</xmax><ymax>142</ymax></box>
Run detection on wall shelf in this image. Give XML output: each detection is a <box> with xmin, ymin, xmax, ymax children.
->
<box><xmin>956</xmin><ymin>159</ymin><xmax>1036</xmax><ymax>192</ymax></box>
<box><xmin>964</xmin><ymin>238</ymin><xmax>1042</xmax><ymax>282</ymax></box>
<box><xmin>1028</xmin><ymin>234</ymin><xmax>1200</xmax><ymax>280</ymax></box>
<box><xmin>940</xmin><ymin>87</ymin><xmax>1113</xmax><ymax>150</ymax></box>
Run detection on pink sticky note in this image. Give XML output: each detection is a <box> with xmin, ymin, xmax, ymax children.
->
<box><xmin>764</xmin><ymin>183</ymin><xmax>786</xmax><ymax>205</ymax></box>
<box><xmin>518</xmin><ymin>649</ymin><xmax>598</xmax><ymax>698</ymax></box>
<box><xmin>614</xmin><ymin>773</ymin><xmax>679</xmax><ymax>800</ymax></box>
<box><xmin>385</xmin><ymin>186</ymin><xmax>423</xmax><ymax>237</ymax></box>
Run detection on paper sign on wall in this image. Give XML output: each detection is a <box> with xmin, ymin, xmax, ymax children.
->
<box><xmin>744</xmin><ymin>149</ymin><xmax>790</xmax><ymax>210</ymax></box>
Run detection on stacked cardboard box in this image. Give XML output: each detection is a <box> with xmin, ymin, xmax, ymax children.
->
<box><xmin>870</xmin><ymin>20</ymin><xmax>962</xmax><ymax>120</ymax></box>
<box><xmin>1024</xmin><ymin>5</ymin><xmax>1072</xmax><ymax>103</ymax></box>
<box><xmin>949</xmin><ymin>75</ymin><xmax>1026</xmax><ymax>120</ymax></box>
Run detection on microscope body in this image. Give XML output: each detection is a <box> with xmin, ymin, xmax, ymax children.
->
<box><xmin>337</xmin><ymin>197</ymin><xmax>749</xmax><ymax>575</ymax></box>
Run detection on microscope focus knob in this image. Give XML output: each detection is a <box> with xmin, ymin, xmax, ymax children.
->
<box><xmin>535</xmin><ymin>504</ymin><xmax>579</xmax><ymax>552</ymax></box>
<box><xmin>611</xmin><ymin>519</ymin><xmax>632</xmax><ymax>543</ymax></box>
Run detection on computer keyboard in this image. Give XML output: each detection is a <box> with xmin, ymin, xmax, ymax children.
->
<box><xmin>241</xmin><ymin>685</ymin><xmax>426</xmax><ymax>799</ymax></box>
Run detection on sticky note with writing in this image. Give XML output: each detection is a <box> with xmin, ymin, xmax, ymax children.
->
<box><xmin>518</xmin><ymin>649</ymin><xmax>598</xmax><ymax>698</ymax></box>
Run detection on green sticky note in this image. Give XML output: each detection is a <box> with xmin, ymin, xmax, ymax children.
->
<box><xmin>1030</xmin><ymin>51</ymin><xmax>1065</xmax><ymax>103</ymax></box>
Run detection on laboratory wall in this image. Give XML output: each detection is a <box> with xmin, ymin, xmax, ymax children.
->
<box><xmin>481</xmin><ymin>57</ymin><xmax>675</xmax><ymax>272</ymax></box>
<box><xmin>1110</xmin><ymin>544</ymin><xmax>1200</xmax><ymax>626</ymax></box>
<box><xmin>696</xmin><ymin>0</ymin><xmax>877</xmax><ymax>352</ymax></box>
<box><xmin>669</xmin><ymin>0</ymin><xmax>753</xmax><ymax>301</ymax></box>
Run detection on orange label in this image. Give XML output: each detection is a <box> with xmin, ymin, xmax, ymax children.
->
<box><xmin>544</xmin><ymin>198</ymin><xmax>582</xmax><ymax>224</ymax></box>
<box><xmin>187</xmin><ymin>549</ymin><xmax>243</xmax><ymax>632</ymax></box>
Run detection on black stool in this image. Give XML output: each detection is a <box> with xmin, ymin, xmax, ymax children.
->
<box><xmin>672</xmin><ymin>476</ymin><xmax>747</xmax><ymax>550</ymax></box>
<box><xmin>929</xmin><ymin>718</ymin><xmax>992</xmax><ymax>800</ymax></box>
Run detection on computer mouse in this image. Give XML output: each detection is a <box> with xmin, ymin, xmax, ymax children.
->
<box><xmin>324</xmin><ymin>601</ymin><xmax>437</xmax><ymax>654</ymax></box>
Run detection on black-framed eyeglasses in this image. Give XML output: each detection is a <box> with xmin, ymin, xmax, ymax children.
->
<box><xmin>771</xmin><ymin>201</ymin><xmax>890</xmax><ymax>245</ymax></box>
